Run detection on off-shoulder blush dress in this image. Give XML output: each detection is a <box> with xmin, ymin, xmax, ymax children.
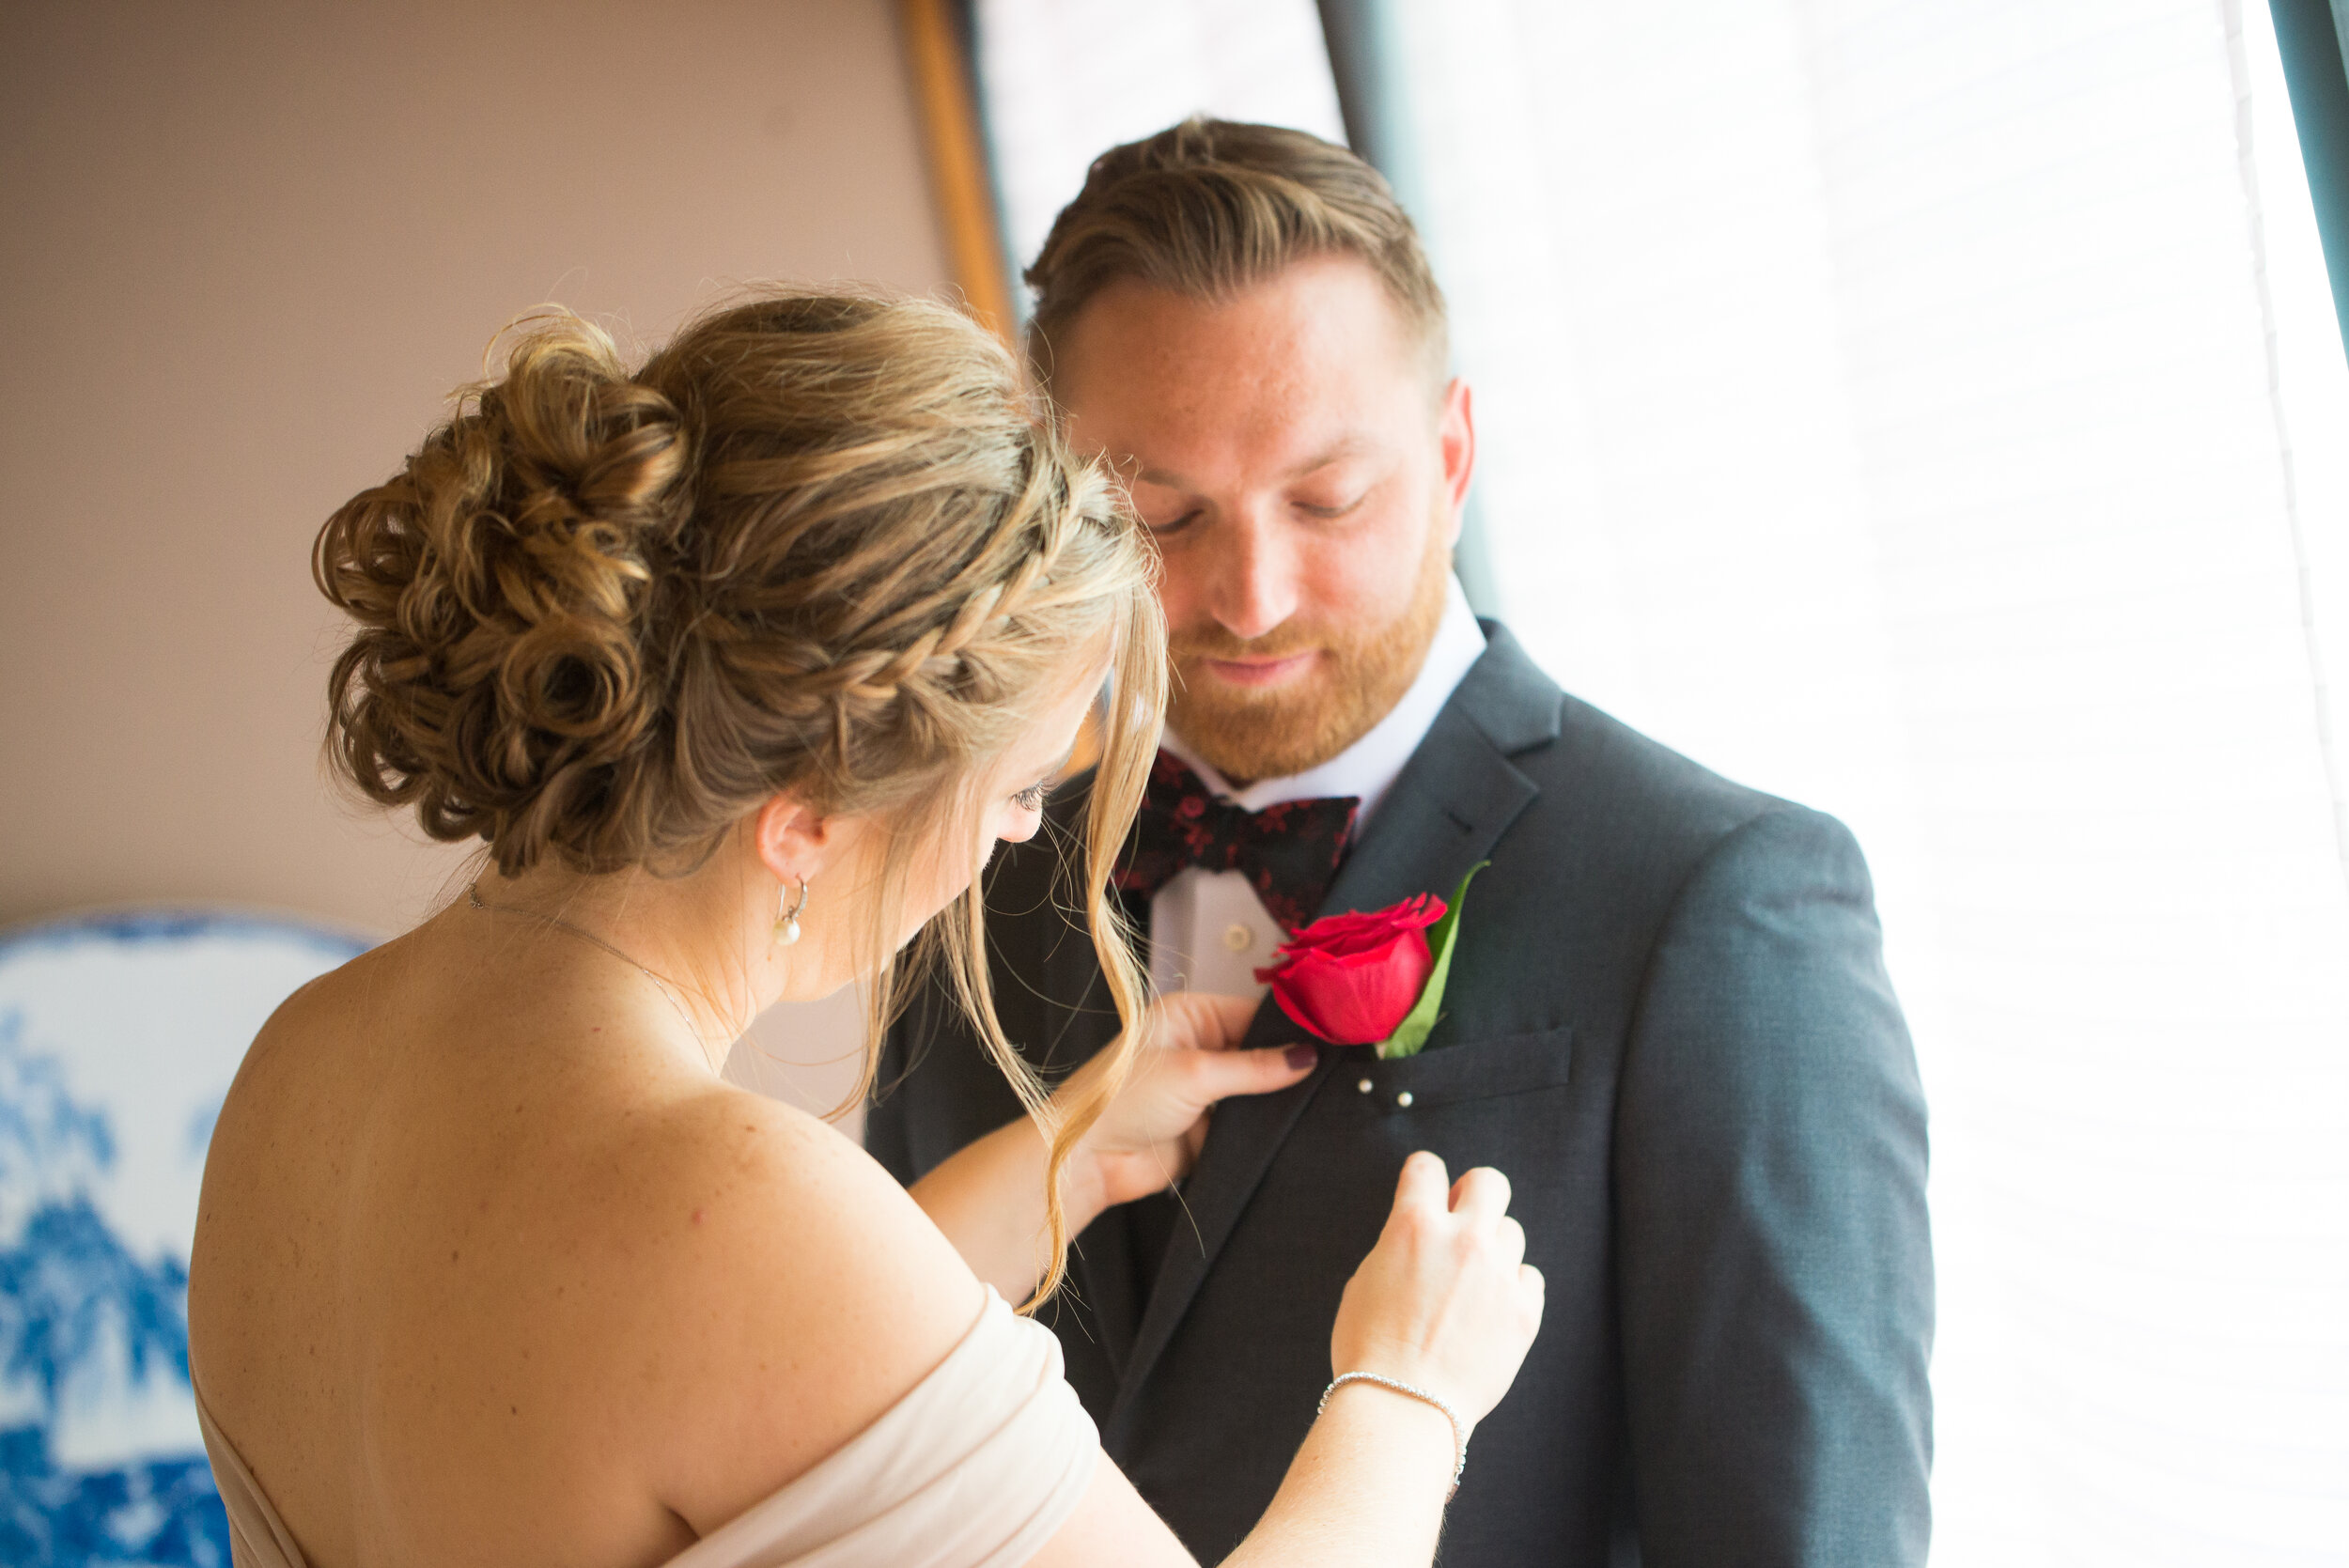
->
<box><xmin>194</xmin><ymin>1288</ymin><xmax>1100</xmax><ymax>1568</ymax></box>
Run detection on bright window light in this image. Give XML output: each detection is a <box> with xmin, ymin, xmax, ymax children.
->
<box><xmin>1389</xmin><ymin>1</ymin><xmax>2349</xmax><ymax>1560</ymax></box>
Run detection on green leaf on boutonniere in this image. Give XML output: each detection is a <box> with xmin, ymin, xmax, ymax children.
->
<box><xmin>1377</xmin><ymin>861</ymin><xmax>1488</xmax><ymax>1061</ymax></box>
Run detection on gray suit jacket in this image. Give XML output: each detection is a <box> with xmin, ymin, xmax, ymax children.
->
<box><xmin>866</xmin><ymin>624</ymin><xmax>1933</xmax><ymax>1566</ymax></box>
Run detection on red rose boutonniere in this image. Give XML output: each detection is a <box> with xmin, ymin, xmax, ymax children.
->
<box><xmin>1252</xmin><ymin>863</ymin><xmax>1487</xmax><ymax>1060</ymax></box>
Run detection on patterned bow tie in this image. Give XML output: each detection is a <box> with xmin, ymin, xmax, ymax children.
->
<box><xmin>1113</xmin><ymin>751</ymin><xmax>1360</xmax><ymax>933</ymax></box>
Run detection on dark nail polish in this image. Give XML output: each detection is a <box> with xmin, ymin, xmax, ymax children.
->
<box><xmin>1285</xmin><ymin>1045</ymin><xmax>1318</xmax><ymax>1070</ymax></box>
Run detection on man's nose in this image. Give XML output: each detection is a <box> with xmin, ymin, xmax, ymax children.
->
<box><xmin>1207</xmin><ymin>510</ymin><xmax>1300</xmax><ymax>643</ymax></box>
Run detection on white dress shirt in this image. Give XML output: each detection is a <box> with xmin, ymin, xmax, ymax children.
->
<box><xmin>1148</xmin><ymin>576</ymin><xmax>1487</xmax><ymax>1000</ymax></box>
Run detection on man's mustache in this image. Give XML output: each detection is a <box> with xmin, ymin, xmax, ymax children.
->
<box><xmin>1168</xmin><ymin>626</ymin><xmax>1327</xmax><ymax>663</ymax></box>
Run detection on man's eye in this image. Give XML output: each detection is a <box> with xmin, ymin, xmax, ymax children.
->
<box><xmin>1297</xmin><ymin>491</ymin><xmax>1367</xmax><ymax>520</ymax></box>
<box><xmin>1147</xmin><ymin>508</ymin><xmax>1204</xmax><ymax>536</ymax></box>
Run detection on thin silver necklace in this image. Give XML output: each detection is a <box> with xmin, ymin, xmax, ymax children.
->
<box><xmin>463</xmin><ymin>880</ymin><xmax>708</xmax><ymax>1042</ymax></box>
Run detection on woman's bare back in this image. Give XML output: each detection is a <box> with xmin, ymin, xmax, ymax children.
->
<box><xmin>187</xmin><ymin>911</ymin><xmax>983</xmax><ymax>1568</ymax></box>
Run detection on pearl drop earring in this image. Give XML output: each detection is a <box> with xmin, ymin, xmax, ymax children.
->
<box><xmin>775</xmin><ymin>876</ymin><xmax>809</xmax><ymax>946</ymax></box>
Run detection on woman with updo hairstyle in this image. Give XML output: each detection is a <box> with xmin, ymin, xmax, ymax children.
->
<box><xmin>186</xmin><ymin>289</ymin><xmax>1543</xmax><ymax>1568</ymax></box>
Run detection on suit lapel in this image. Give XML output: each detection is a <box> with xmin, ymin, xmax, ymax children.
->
<box><xmin>1109</xmin><ymin>629</ymin><xmax>1557</xmax><ymax>1422</ymax></box>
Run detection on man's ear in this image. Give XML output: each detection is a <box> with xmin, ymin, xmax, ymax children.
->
<box><xmin>1439</xmin><ymin>377</ymin><xmax>1477</xmax><ymax>546</ymax></box>
<box><xmin>750</xmin><ymin>794</ymin><xmax>832</xmax><ymax>888</ymax></box>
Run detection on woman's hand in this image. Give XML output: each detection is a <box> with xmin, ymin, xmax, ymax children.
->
<box><xmin>910</xmin><ymin>991</ymin><xmax>1310</xmax><ymax>1304</ymax></box>
<box><xmin>1059</xmin><ymin>991</ymin><xmax>1318</xmax><ymax>1211</ymax></box>
<box><xmin>1330</xmin><ymin>1152</ymin><xmax>1547</xmax><ymax>1430</ymax></box>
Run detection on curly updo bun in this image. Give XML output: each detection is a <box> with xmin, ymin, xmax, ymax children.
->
<box><xmin>317</xmin><ymin>291</ymin><xmax>1166</xmax><ymax>1308</ymax></box>
<box><xmin>316</xmin><ymin>289</ymin><xmax>1159</xmax><ymax>879</ymax></box>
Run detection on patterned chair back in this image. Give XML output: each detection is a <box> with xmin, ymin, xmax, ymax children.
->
<box><xmin>0</xmin><ymin>909</ymin><xmax>368</xmax><ymax>1568</ymax></box>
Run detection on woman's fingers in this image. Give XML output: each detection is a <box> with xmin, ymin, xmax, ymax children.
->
<box><xmin>1152</xmin><ymin>991</ymin><xmax>1262</xmax><ymax>1053</ymax></box>
<box><xmin>1496</xmin><ymin>1215</ymin><xmax>1528</xmax><ymax>1271</ymax></box>
<box><xmin>1176</xmin><ymin>1041</ymin><xmax>1318</xmax><ymax>1105</ymax></box>
<box><xmin>1449</xmin><ymin>1166</ymin><xmax>1512</xmax><ymax>1225</ymax></box>
<box><xmin>1392</xmin><ymin>1150</ymin><xmax>1451</xmax><ymax>1214</ymax></box>
<box><xmin>1201</xmin><ymin>992</ymin><xmax>1262</xmax><ymax>1047</ymax></box>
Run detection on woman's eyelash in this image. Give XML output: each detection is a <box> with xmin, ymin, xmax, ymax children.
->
<box><xmin>1012</xmin><ymin>780</ymin><xmax>1051</xmax><ymax>811</ymax></box>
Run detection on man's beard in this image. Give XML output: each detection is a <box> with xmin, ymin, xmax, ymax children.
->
<box><xmin>1168</xmin><ymin>521</ymin><xmax>1453</xmax><ymax>786</ymax></box>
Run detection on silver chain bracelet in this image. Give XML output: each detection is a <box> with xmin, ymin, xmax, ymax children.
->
<box><xmin>1318</xmin><ymin>1371</ymin><xmax>1469</xmax><ymax>1490</ymax></box>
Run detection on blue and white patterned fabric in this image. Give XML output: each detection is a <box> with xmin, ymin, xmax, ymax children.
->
<box><xmin>0</xmin><ymin>909</ymin><xmax>370</xmax><ymax>1568</ymax></box>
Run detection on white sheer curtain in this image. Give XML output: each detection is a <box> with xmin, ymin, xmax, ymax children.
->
<box><xmin>968</xmin><ymin>0</ymin><xmax>2349</xmax><ymax>1559</ymax></box>
<box><xmin>1387</xmin><ymin>1</ymin><xmax>2349</xmax><ymax>1561</ymax></box>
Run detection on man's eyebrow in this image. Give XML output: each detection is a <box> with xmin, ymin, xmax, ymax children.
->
<box><xmin>1128</xmin><ymin>437</ymin><xmax>1377</xmax><ymax>492</ymax></box>
<box><xmin>1281</xmin><ymin>435</ymin><xmax>1377</xmax><ymax>480</ymax></box>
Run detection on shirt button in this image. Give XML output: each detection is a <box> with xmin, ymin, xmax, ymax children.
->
<box><xmin>1222</xmin><ymin>923</ymin><xmax>1255</xmax><ymax>953</ymax></box>
<box><xmin>1395</xmin><ymin>1090</ymin><xmax>1416</xmax><ymax>1109</ymax></box>
<box><xmin>1357</xmin><ymin>1077</ymin><xmax>1375</xmax><ymax>1094</ymax></box>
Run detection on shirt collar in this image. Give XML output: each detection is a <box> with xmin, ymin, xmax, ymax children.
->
<box><xmin>1161</xmin><ymin>575</ymin><xmax>1487</xmax><ymax>830</ymax></box>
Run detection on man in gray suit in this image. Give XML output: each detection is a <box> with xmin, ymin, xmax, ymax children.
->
<box><xmin>866</xmin><ymin>118</ymin><xmax>1933</xmax><ymax>1566</ymax></box>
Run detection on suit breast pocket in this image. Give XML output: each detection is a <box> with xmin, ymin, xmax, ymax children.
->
<box><xmin>1333</xmin><ymin>1026</ymin><xmax>1575</xmax><ymax>1118</ymax></box>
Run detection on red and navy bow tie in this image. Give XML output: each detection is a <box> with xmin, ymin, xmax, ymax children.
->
<box><xmin>1113</xmin><ymin>751</ymin><xmax>1360</xmax><ymax>933</ymax></box>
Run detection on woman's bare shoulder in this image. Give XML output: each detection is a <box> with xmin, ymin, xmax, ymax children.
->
<box><xmin>547</xmin><ymin>1078</ymin><xmax>989</xmax><ymax>1536</ymax></box>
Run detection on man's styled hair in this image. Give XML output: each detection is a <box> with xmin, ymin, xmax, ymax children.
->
<box><xmin>1023</xmin><ymin>116</ymin><xmax>1448</xmax><ymax>385</ymax></box>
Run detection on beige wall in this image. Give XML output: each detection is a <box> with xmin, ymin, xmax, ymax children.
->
<box><xmin>0</xmin><ymin>0</ymin><xmax>940</xmax><ymax>1110</ymax></box>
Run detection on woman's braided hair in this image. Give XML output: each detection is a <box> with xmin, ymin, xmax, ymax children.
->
<box><xmin>315</xmin><ymin>288</ymin><xmax>1166</xmax><ymax>1307</ymax></box>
